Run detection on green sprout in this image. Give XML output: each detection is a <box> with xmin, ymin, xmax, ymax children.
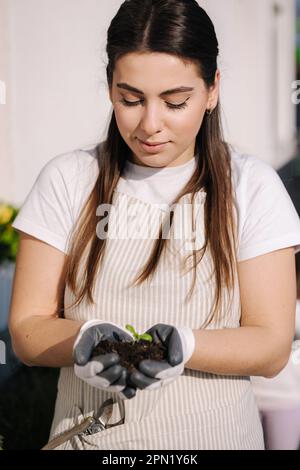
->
<box><xmin>125</xmin><ymin>324</ymin><xmax>153</xmax><ymax>343</ymax></box>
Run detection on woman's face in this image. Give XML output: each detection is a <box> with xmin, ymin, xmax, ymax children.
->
<box><xmin>109</xmin><ymin>52</ymin><xmax>220</xmax><ymax>168</ymax></box>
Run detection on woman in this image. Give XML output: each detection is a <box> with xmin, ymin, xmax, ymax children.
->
<box><xmin>9</xmin><ymin>0</ymin><xmax>300</xmax><ymax>450</ymax></box>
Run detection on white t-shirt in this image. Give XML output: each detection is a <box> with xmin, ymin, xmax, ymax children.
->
<box><xmin>12</xmin><ymin>145</ymin><xmax>300</xmax><ymax>262</ymax></box>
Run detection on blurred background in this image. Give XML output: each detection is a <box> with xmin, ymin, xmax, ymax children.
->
<box><xmin>0</xmin><ymin>0</ymin><xmax>300</xmax><ymax>450</ymax></box>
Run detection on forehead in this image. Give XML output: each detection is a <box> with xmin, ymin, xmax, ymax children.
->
<box><xmin>113</xmin><ymin>52</ymin><xmax>203</xmax><ymax>92</ymax></box>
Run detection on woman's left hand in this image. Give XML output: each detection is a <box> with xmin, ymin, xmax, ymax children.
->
<box><xmin>130</xmin><ymin>323</ymin><xmax>195</xmax><ymax>391</ymax></box>
<box><xmin>73</xmin><ymin>319</ymin><xmax>136</xmax><ymax>399</ymax></box>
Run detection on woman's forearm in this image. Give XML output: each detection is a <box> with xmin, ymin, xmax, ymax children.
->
<box><xmin>10</xmin><ymin>317</ymin><xmax>291</xmax><ymax>376</ymax></box>
<box><xmin>185</xmin><ymin>325</ymin><xmax>291</xmax><ymax>378</ymax></box>
<box><xmin>9</xmin><ymin>315</ymin><xmax>85</xmax><ymax>367</ymax></box>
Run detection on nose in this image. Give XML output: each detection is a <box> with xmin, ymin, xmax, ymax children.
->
<box><xmin>139</xmin><ymin>102</ymin><xmax>164</xmax><ymax>136</ymax></box>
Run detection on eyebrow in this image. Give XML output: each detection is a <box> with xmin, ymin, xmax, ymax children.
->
<box><xmin>116</xmin><ymin>82</ymin><xmax>194</xmax><ymax>96</ymax></box>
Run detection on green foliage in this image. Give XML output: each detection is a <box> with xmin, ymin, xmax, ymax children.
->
<box><xmin>0</xmin><ymin>435</ymin><xmax>3</xmax><ymax>450</ymax></box>
<box><xmin>297</xmin><ymin>47</ymin><xmax>300</xmax><ymax>66</ymax></box>
<box><xmin>125</xmin><ymin>324</ymin><xmax>153</xmax><ymax>343</ymax></box>
<box><xmin>0</xmin><ymin>202</ymin><xmax>19</xmax><ymax>264</ymax></box>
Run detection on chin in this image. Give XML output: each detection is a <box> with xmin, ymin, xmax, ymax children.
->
<box><xmin>135</xmin><ymin>156</ymin><xmax>169</xmax><ymax>167</ymax></box>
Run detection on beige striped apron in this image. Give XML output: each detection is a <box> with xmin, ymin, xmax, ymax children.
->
<box><xmin>48</xmin><ymin>188</ymin><xmax>265</xmax><ymax>450</ymax></box>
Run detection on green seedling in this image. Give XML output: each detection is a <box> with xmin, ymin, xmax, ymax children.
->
<box><xmin>125</xmin><ymin>324</ymin><xmax>153</xmax><ymax>343</ymax></box>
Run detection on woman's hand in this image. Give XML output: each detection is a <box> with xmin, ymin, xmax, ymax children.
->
<box><xmin>130</xmin><ymin>323</ymin><xmax>195</xmax><ymax>391</ymax></box>
<box><xmin>73</xmin><ymin>320</ymin><xmax>136</xmax><ymax>399</ymax></box>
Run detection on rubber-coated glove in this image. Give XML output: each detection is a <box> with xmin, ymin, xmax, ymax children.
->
<box><xmin>130</xmin><ymin>323</ymin><xmax>195</xmax><ymax>391</ymax></box>
<box><xmin>73</xmin><ymin>319</ymin><xmax>136</xmax><ymax>399</ymax></box>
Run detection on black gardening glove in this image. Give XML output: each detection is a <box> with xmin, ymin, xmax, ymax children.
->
<box><xmin>73</xmin><ymin>320</ymin><xmax>136</xmax><ymax>399</ymax></box>
<box><xmin>130</xmin><ymin>323</ymin><xmax>195</xmax><ymax>391</ymax></box>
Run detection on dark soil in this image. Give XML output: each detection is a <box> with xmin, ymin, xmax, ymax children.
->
<box><xmin>91</xmin><ymin>339</ymin><xmax>167</xmax><ymax>373</ymax></box>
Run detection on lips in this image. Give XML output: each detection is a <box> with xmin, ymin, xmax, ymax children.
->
<box><xmin>137</xmin><ymin>138</ymin><xmax>170</xmax><ymax>154</ymax></box>
<box><xmin>140</xmin><ymin>140</ymin><xmax>167</xmax><ymax>146</ymax></box>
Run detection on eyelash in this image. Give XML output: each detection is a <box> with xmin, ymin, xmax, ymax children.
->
<box><xmin>120</xmin><ymin>98</ymin><xmax>189</xmax><ymax>111</ymax></box>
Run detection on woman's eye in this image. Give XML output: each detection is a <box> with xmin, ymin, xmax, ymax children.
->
<box><xmin>120</xmin><ymin>98</ymin><xmax>189</xmax><ymax>110</ymax></box>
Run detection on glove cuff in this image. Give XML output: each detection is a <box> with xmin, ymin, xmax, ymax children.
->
<box><xmin>73</xmin><ymin>319</ymin><xmax>104</xmax><ymax>352</ymax></box>
<box><xmin>178</xmin><ymin>327</ymin><xmax>196</xmax><ymax>364</ymax></box>
<box><xmin>73</xmin><ymin>319</ymin><xmax>118</xmax><ymax>353</ymax></box>
<box><xmin>78</xmin><ymin>319</ymin><xmax>107</xmax><ymax>335</ymax></box>
<box><xmin>73</xmin><ymin>319</ymin><xmax>134</xmax><ymax>354</ymax></box>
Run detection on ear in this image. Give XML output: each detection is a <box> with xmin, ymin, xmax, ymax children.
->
<box><xmin>207</xmin><ymin>69</ymin><xmax>220</xmax><ymax>110</ymax></box>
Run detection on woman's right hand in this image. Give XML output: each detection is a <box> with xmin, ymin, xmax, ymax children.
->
<box><xmin>73</xmin><ymin>320</ymin><xmax>136</xmax><ymax>399</ymax></box>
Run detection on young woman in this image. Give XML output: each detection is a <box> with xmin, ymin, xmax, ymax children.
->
<box><xmin>9</xmin><ymin>0</ymin><xmax>300</xmax><ymax>450</ymax></box>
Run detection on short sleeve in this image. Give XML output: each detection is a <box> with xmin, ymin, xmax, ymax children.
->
<box><xmin>236</xmin><ymin>156</ymin><xmax>300</xmax><ymax>262</ymax></box>
<box><xmin>11</xmin><ymin>152</ymin><xmax>79</xmax><ymax>254</ymax></box>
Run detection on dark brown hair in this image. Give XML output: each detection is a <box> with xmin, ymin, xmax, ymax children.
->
<box><xmin>63</xmin><ymin>0</ymin><xmax>238</xmax><ymax>327</ymax></box>
<box><xmin>296</xmin><ymin>252</ymin><xmax>300</xmax><ymax>300</ymax></box>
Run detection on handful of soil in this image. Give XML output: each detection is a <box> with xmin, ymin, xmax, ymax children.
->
<box><xmin>91</xmin><ymin>339</ymin><xmax>168</xmax><ymax>374</ymax></box>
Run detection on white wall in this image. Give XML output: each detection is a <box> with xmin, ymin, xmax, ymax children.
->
<box><xmin>0</xmin><ymin>0</ymin><xmax>13</xmax><ymax>204</ymax></box>
<box><xmin>0</xmin><ymin>0</ymin><xmax>297</xmax><ymax>206</ymax></box>
<box><xmin>1</xmin><ymin>0</ymin><xmax>122</xmax><ymax>206</ymax></box>
<box><xmin>200</xmin><ymin>0</ymin><xmax>297</xmax><ymax>168</ymax></box>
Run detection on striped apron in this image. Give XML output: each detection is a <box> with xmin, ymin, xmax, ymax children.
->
<box><xmin>48</xmin><ymin>188</ymin><xmax>265</xmax><ymax>450</ymax></box>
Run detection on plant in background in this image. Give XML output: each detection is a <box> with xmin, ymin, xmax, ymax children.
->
<box><xmin>0</xmin><ymin>435</ymin><xmax>3</xmax><ymax>450</ymax></box>
<box><xmin>0</xmin><ymin>203</ymin><xmax>19</xmax><ymax>265</ymax></box>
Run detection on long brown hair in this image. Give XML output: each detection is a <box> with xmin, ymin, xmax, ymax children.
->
<box><xmin>63</xmin><ymin>0</ymin><xmax>238</xmax><ymax>327</ymax></box>
<box><xmin>296</xmin><ymin>252</ymin><xmax>300</xmax><ymax>300</ymax></box>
